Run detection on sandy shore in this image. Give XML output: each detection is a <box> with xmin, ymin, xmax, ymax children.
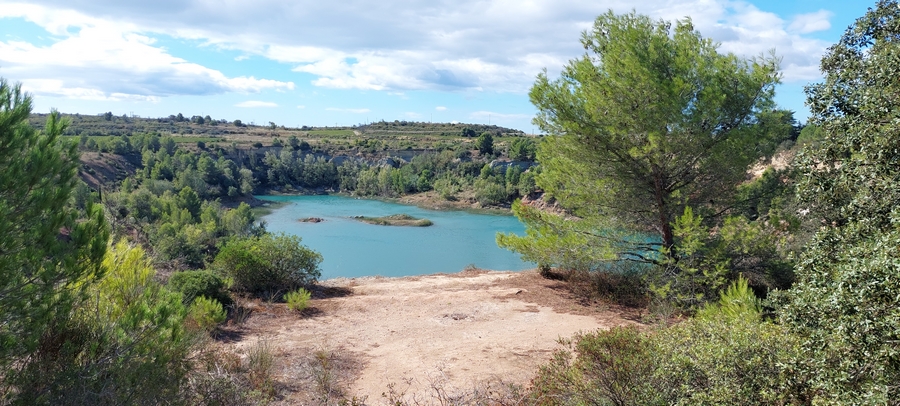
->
<box><xmin>222</xmin><ymin>269</ymin><xmax>642</xmax><ymax>404</ymax></box>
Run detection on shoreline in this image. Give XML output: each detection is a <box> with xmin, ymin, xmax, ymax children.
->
<box><xmin>316</xmin><ymin>266</ymin><xmax>536</xmax><ymax>285</ymax></box>
<box><xmin>256</xmin><ymin>189</ymin><xmax>514</xmax><ymax>216</ymax></box>
<box><xmin>313</xmin><ymin>265</ymin><xmax>537</xmax><ymax>284</ymax></box>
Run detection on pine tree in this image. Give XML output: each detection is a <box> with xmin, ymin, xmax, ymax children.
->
<box><xmin>0</xmin><ymin>78</ymin><xmax>109</xmax><ymax>384</ymax></box>
<box><xmin>500</xmin><ymin>11</ymin><xmax>781</xmax><ymax>279</ymax></box>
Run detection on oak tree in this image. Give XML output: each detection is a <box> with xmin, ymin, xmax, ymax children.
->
<box><xmin>777</xmin><ymin>1</ymin><xmax>900</xmax><ymax>400</ymax></box>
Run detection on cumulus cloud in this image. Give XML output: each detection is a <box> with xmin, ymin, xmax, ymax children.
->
<box><xmin>235</xmin><ymin>100</ymin><xmax>278</xmax><ymax>108</ymax></box>
<box><xmin>653</xmin><ymin>1</ymin><xmax>833</xmax><ymax>82</ymax></box>
<box><xmin>0</xmin><ymin>2</ymin><xmax>293</xmax><ymax>100</ymax></box>
<box><xmin>435</xmin><ymin>106</ymin><xmax>447</xmax><ymax>111</ymax></box>
<box><xmin>326</xmin><ymin>107</ymin><xmax>370</xmax><ymax>113</ymax></box>
<box><xmin>0</xmin><ymin>0</ymin><xmax>838</xmax><ymax>98</ymax></box>
<box><xmin>788</xmin><ymin>10</ymin><xmax>833</xmax><ymax>34</ymax></box>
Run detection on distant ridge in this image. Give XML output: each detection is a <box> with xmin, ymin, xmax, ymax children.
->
<box><xmin>27</xmin><ymin>112</ymin><xmax>527</xmax><ymax>137</ymax></box>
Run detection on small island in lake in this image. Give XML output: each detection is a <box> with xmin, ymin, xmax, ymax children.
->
<box><xmin>298</xmin><ymin>217</ymin><xmax>325</xmax><ymax>223</ymax></box>
<box><xmin>352</xmin><ymin>214</ymin><xmax>433</xmax><ymax>227</ymax></box>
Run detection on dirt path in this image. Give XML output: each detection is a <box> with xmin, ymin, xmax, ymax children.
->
<box><xmin>224</xmin><ymin>270</ymin><xmax>642</xmax><ymax>404</ymax></box>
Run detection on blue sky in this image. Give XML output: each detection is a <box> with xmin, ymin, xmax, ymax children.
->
<box><xmin>0</xmin><ymin>0</ymin><xmax>873</xmax><ymax>132</ymax></box>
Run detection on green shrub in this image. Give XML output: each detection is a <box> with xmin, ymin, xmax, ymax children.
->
<box><xmin>189</xmin><ymin>296</ymin><xmax>227</xmax><ymax>332</ymax></box>
<box><xmin>433</xmin><ymin>176</ymin><xmax>460</xmax><ymax>200</ymax></box>
<box><xmin>213</xmin><ymin>233</ymin><xmax>322</xmax><ymax>296</ymax></box>
<box><xmin>696</xmin><ymin>276</ymin><xmax>760</xmax><ymax>322</ymax></box>
<box><xmin>509</xmin><ymin>137</ymin><xmax>536</xmax><ymax>161</ymax></box>
<box><xmin>474</xmin><ymin>178</ymin><xmax>507</xmax><ymax>205</ymax></box>
<box><xmin>518</xmin><ymin>171</ymin><xmax>536</xmax><ymax>196</ymax></box>
<box><xmin>285</xmin><ymin>288</ymin><xmax>312</xmax><ymax>312</ymax></box>
<box><xmin>169</xmin><ymin>269</ymin><xmax>232</xmax><ymax>306</ymax></box>
<box><xmin>529</xmin><ymin>279</ymin><xmax>807</xmax><ymax>405</ymax></box>
<box><xmin>530</xmin><ymin>326</ymin><xmax>662</xmax><ymax>406</ymax></box>
<box><xmin>12</xmin><ymin>241</ymin><xmax>194</xmax><ymax>405</ymax></box>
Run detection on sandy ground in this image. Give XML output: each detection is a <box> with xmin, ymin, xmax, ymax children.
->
<box><xmin>223</xmin><ymin>269</ymin><xmax>642</xmax><ymax>404</ymax></box>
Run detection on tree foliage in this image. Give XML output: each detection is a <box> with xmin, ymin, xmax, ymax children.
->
<box><xmin>508</xmin><ymin>137</ymin><xmax>536</xmax><ymax>161</ymax></box>
<box><xmin>475</xmin><ymin>131</ymin><xmax>494</xmax><ymax>155</ymax></box>
<box><xmin>8</xmin><ymin>241</ymin><xmax>194</xmax><ymax>404</ymax></box>
<box><xmin>213</xmin><ymin>233</ymin><xmax>322</xmax><ymax>295</ymax></box>
<box><xmin>0</xmin><ymin>79</ymin><xmax>109</xmax><ymax>383</ymax></box>
<box><xmin>501</xmin><ymin>11</ymin><xmax>783</xmax><ymax>306</ymax></box>
<box><xmin>169</xmin><ymin>269</ymin><xmax>232</xmax><ymax>306</ymax></box>
<box><xmin>530</xmin><ymin>280</ymin><xmax>805</xmax><ymax>405</ymax></box>
<box><xmin>777</xmin><ymin>1</ymin><xmax>900</xmax><ymax>400</ymax></box>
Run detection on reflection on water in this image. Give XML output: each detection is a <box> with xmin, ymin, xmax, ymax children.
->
<box><xmin>257</xmin><ymin>195</ymin><xmax>533</xmax><ymax>279</ymax></box>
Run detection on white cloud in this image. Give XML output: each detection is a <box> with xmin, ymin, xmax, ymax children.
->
<box><xmin>326</xmin><ymin>107</ymin><xmax>370</xmax><ymax>113</ymax></box>
<box><xmin>235</xmin><ymin>100</ymin><xmax>278</xmax><ymax>108</ymax></box>
<box><xmin>0</xmin><ymin>2</ymin><xmax>293</xmax><ymax>100</ymax></box>
<box><xmin>435</xmin><ymin>106</ymin><xmax>447</xmax><ymax>111</ymax></box>
<box><xmin>788</xmin><ymin>10</ymin><xmax>833</xmax><ymax>34</ymax></box>
<box><xmin>0</xmin><ymin>0</ymin><xmax>839</xmax><ymax>98</ymax></box>
<box><xmin>296</xmin><ymin>105</ymin><xmax>306</xmax><ymax>109</ymax></box>
<box><xmin>655</xmin><ymin>1</ymin><xmax>833</xmax><ymax>82</ymax></box>
<box><xmin>20</xmin><ymin>79</ymin><xmax>160</xmax><ymax>102</ymax></box>
<box><xmin>469</xmin><ymin>111</ymin><xmax>532</xmax><ymax>121</ymax></box>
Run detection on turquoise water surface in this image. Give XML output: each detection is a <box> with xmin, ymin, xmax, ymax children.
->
<box><xmin>257</xmin><ymin>195</ymin><xmax>534</xmax><ymax>279</ymax></box>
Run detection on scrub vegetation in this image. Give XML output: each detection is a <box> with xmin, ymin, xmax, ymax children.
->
<box><xmin>2</xmin><ymin>2</ymin><xmax>899</xmax><ymax>404</ymax></box>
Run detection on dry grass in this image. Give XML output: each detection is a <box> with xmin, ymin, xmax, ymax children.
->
<box><xmin>381</xmin><ymin>366</ymin><xmax>527</xmax><ymax>406</ymax></box>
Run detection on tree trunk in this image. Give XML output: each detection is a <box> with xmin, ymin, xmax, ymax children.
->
<box><xmin>653</xmin><ymin>170</ymin><xmax>675</xmax><ymax>259</ymax></box>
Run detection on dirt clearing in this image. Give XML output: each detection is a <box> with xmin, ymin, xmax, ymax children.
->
<box><xmin>222</xmin><ymin>269</ymin><xmax>642</xmax><ymax>404</ymax></box>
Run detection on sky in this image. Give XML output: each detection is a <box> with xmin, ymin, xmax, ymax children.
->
<box><xmin>0</xmin><ymin>0</ymin><xmax>873</xmax><ymax>132</ymax></box>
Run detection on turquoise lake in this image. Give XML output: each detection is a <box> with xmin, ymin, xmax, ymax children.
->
<box><xmin>257</xmin><ymin>195</ymin><xmax>534</xmax><ymax>279</ymax></box>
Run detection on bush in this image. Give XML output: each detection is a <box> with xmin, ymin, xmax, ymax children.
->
<box><xmin>565</xmin><ymin>266</ymin><xmax>648</xmax><ymax>308</ymax></box>
<box><xmin>528</xmin><ymin>279</ymin><xmax>807</xmax><ymax>405</ymax></box>
<box><xmin>285</xmin><ymin>288</ymin><xmax>312</xmax><ymax>312</ymax></box>
<box><xmin>213</xmin><ymin>233</ymin><xmax>322</xmax><ymax>296</ymax></box>
<box><xmin>475</xmin><ymin>132</ymin><xmax>494</xmax><ymax>155</ymax></box>
<box><xmin>508</xmin><ymin>137</ymin><xmax>536</xmax><ymax>161</ymax></box>
<box><xmin>169</xmin><ymin>270</ymin><xmax>232</xmax><ymax>306</ymax></box>
<box><xmin>433</xmin><ymin>176</ymin><xmax>460</xmax><ymax>200</ymax></box>
<box><xmin>12</xmin><ymin>241</ymin><xmax>194</xmax><ymax>405</ymax></box>
<box><xmin>530</xmin><ymin>326</ymin><xmax>662</xmax><ymax>406</ymax></box>
<box><xmin>474</xmin><ymin>178</ymin><xmax>507</xmax><ymax>205</ymax></box>
<box><xmin>518</xmin><ymin>171</ymin><xmax>536</xmax><ymax>196</ymax></box>
<box><xmin>247</xmin><ymin>340</ymin><xmax>275</xmax><ymax>396</ymax></box>
<box><xmin>189</xmin><ymin>296</ymin><xmax>227</xmax><ymax>332</ymax></box>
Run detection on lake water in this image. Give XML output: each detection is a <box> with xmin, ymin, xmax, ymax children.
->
<box><xmin>257</xmin><ymin>195</ymin><xmax>534</xmax><ymax>279</ymax></box>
